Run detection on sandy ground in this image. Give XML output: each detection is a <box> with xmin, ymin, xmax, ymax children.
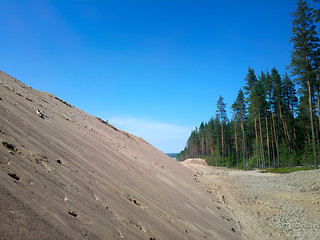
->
<box><xmin>0</xmin><ymin>71</ymin><xmax>243</xmax><ymax>240</ymax></box>
<box><xmin>181</xmin><ymin>158</ymin><xmax>320</xmax><ymax>240</ymax></box>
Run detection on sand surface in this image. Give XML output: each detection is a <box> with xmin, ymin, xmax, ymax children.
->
<box><xmin>182</xmin><ymin>158</ymin><xmax>320</xmax><ymax>240</ymax></box>
<box><xmin>0</xmin><ymin>71</ymin><xmax>242</xmax><ymax>239</ymax></box>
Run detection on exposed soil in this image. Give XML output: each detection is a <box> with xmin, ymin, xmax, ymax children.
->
<box><xmin>181</xmin><ymin>158</ymin><xmax>320</xmax><ymax>240</ymax></box>
<box><xmin>0</xmin><ymin>71</ymin><xmax>243</xmax><ymax>239</ymax></box>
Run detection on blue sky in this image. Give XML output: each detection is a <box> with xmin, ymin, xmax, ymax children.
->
<box><xmin>1</xmin><ymin>0</ymin><xmax>303</xmax><ymax>153</ymax></box>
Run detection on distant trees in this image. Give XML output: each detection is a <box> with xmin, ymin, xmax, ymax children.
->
<box><xmin>177</xmin><ymin>0</ymin><xmax>319</xmax><ymax>170</ymax></box>
<box><xmin>177</xmin><ymin>68</ymin><xmax>305</xmax><ymax>169</ymax></box>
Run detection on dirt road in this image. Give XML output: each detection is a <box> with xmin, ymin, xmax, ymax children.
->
<box><xmin>181</xmin><ymin>159</ymin><xmax>320</xmax><ymax>240</ymax></box>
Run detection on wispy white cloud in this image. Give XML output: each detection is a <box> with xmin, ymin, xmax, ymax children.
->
<box><xmin>109</xmin><ymin>117</ymin><xmax>194</xmax><ymax>153</ymax></box>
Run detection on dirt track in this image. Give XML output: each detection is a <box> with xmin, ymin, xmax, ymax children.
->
<box><xmin>181</xmin><ymin>158</ymin><xmax>320</xmax><ymax>240</ymax></box>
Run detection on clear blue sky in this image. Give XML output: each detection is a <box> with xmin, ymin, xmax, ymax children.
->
<box><xmin>1</xmin><ymin>0</ymin><xmax>302</xmax><ymax>153</ymax></box>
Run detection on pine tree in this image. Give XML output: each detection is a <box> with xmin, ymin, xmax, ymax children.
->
<box><xmin>199</xmin><ymin>122</ymin><xmax>205</xmax><ymax>156</ymax></box>
<box><xmin>231</xmin><ymin>102</ymin><xmax>239</xmax><ymax>169</ymax></box>
<box><xmin>216</xmin><ymin>96</ymin><xmax>227</xmax><ymax>167</ymax></box>
<box><xmin>244</xmin><ymin>67</ymin><xmax>262</xmax><ymax>168</ymax></box>
<box><xmin>233</xmin><ymin>89</ymin><xmax>247</xmax><ymax>170</ymax></box>
<box><xmin>290</xmin><ymin>0</ymin><xmax>319</xmax><ymax>169</ymax></box>
<box><xmin>312</xmin><ymin>0</ymin><xmax>320</xmax><ymax>26</ymax></box>
<box><xmin>260</xmin><ymin>71</ymin><xmax>272</xmax><ymax>168</ymax></box>
<box><xmin>283</xmin><ymin>73</ymin><xmax>298</xmax><ymax>149</ymax></box>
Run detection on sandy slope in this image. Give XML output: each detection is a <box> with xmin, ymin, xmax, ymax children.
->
<box><xmin>182</xmin><ymin>158</ymin><xmax>320</xmax><ymax>240</ymax></box>
<box><xmin>0</xmin><ymin>71</ymin><xmax>243</xmax><ymax>240</ymax></box>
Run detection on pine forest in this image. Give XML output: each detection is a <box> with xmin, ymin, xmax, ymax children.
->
<box><xmin>177</xmin><ymin>0</ymin><xmax>320</xmax><ymax>170</ymax></box>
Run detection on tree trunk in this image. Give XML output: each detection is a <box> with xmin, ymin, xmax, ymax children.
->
<box><xmin>279</xmin><ymin>103</ymin><xmax>291</xmax><ymax>153</ymax></box>
<box><xmin>271</xmin><ymin>126</ymin><xmax>276</xmax><ymax>168</ymax></box>
<box><xmin>216</xmin><ymin>137</ymin><xmax>219</xmax><ymax>167</ymax></box>
<box><xmin>221</xmin><ymin>120</ymin><xmax>225</xmax><ymax>167</ymax></box>
<box><xmin>258</xmin><ymin>110</ymin><xmax>265</xmax><ymax>169</ymax></box>
<box><xmin>265</xmin><ymin>108</ymin><xmax>271</xmax><ymax>168</ymax></box>
<box><xmin>254</xmin><ymin>113</ymin><xmax>260</xmax><ymax>168</ymax></box>
<box><xmin>307</xmin><ymin>75</ymin><xmax>317</xmax><ymax>169</ymax></box>
<box><xmin>270</xmin><ymin>105</ymin><xmax>280</xmax><ymax>167</ymax></box>
<box><xmin>313</xmin><ymin>103</ymin><xmax>319</xmax><ymax>144</ymax></box>
<box><xmin>201</xmin><ymin>135</ymin><xmax>205</xmax><ymax>156</ymax></box>
<box><xmin>234</xmin><ymin>116</ymin><xmax>239</xmax><ymax>169</ymax></box>
<box><xmin>317</xmin><ymin>77</ymin><xmax>320</xmax><ymax>136</ymax></box>
<box><xmin>241</xmin><ymin>118</ymin><xmax>246</xmax><ymax>170</ymax></box>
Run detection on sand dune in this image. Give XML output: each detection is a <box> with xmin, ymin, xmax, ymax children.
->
<box><xmin>0</xmin><ymin>71</ymin><xmax>242</xmax><ymax>240</ymax></box>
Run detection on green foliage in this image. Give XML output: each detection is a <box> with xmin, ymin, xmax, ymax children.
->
<box><xmin>206</xmin><ymin>156</ymin><xmax>215</xmax><ymax>166</ymax></box>
<box><xmin>177</xmin><ymin>0</ymin><xmax>320</xmax><ymax>170</ymax></box>
<box><xmin>261</xmin><ymin>167</ymin><xmax>313</xmax><ymax>174</ymax></box>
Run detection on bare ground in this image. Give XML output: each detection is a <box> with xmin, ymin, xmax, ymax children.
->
<box><xmin>0</xmin><ymin>71</ymin><xmax>243</xmax><ymax>239</ymax></box>
<box><xmin>181</xmin><ymin>158</ymin><xmax>320</xmax><ymax>240</ymax></box>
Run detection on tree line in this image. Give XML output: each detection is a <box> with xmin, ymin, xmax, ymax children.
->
<box><xmin>177</xmin><ymin>0</ymin><xmax>319</xmax><ymax>169</ymax></box>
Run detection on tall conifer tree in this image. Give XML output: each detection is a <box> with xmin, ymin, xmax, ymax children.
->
<box><xmin>216</xmin><ymin>96</ymin><xmax>227</xmax><ymax>167</ymax></box>
<box><xmin>234</xmin><ymin>89</ymin><xmax>247</xmax><ymax>170</ymax></box>
<box><xmin>290</xmin><ymin>0</ymin><xmax>319</xmax><ymax>169</ymax></box>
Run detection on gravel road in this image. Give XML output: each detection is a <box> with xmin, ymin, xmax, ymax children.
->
<box><xmin>181</xmin><ymin>159</ymin><xmax>320</xmax><ymax>240</ymax></box>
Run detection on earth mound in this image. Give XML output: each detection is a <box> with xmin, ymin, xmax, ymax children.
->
<box><xmin>0</xmin><ymin>71</ymin><xmax>242</xmax><ymax>240</ymax></box>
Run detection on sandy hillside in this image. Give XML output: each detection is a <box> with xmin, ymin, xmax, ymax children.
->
<box><xmin>182</xmin><ymin>158</ymin><xmax>320</xmax><ymax>240</ymax></box>
<box><xmin>0</xmin><ymin>71</ymin><xmax>243</xmax><ymax>240</ymax></box>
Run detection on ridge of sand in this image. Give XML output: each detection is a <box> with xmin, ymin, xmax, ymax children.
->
<box><xmin>0</xmin><ymin>72</ymin><xmax>243</xmax><ymax>240</ymax></box>
<box><xmin>182</xmin><ymin>158</ymin><xmax>320</xmax><ymax>240</ymax></box>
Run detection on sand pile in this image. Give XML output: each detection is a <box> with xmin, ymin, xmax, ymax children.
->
<box><xmin>0</xmin><ymin>72</ymin><xmax>242</xmax><ymax>240</ymax></box>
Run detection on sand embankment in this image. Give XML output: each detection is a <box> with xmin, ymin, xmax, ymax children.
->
<box><xmin>182</xmin><ymin>158</ymin><xmax>320</xmax><ymax>240</ymax></box>
<box><xmin>0</xmin><ymin>72</ymin><xmax>242</xmax><ymax>240</ymax></box>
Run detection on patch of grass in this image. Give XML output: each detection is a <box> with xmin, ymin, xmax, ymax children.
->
<box><xmin>261</xmin><ymin>166</ymin><xmax>313</xmax><ymax>174</ymax></box>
